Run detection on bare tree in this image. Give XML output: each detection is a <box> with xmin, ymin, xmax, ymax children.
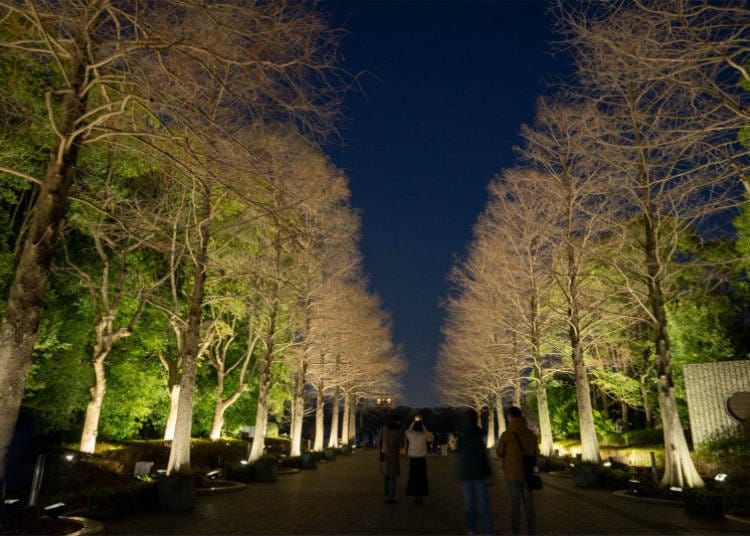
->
<box><xmin>478</xmin><ymin>169</ymin><xmax>568</xmax><ymax>456</ymax></box>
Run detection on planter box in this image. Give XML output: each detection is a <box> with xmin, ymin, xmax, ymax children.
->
<box><xmin>300</xmin><ymin>452</ymin><xmax>317</xmax><ymax>470</ymax></box>
<box><xmin>157</xmin><ymin>474</ymin><xmax>196</xmax><ymax>511</ymax></box>
<box><xmin>684</xmin><ymin>489</ymin><xmax>725</xmax><ymax>519</ymax></box>
<box><xmin>573</xmin><ymin>463</ymin><xmax>604</xmax><ymax>488</ymax></box>
<box><xmin>323</xmin><ymin>448</ymin><xmax>337</xmax><ymax>461</ymax></box>
<box><xmin>253</xmin><ymin>457</ymin><xmax>278</xmax><ymax>482</ymax></box>
<box><xmin>223</xmin><ymin>462</ymin><xmax>255</xmax><ymax>483</ymax></box>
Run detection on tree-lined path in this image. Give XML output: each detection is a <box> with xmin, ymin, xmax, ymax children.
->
<box><xmin>103</xmin><ymin>450</ymin><xmax>749</xmax><ymax>535</ymax></box>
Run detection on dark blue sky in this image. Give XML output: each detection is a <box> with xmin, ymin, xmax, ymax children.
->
<box><xmin>323</xmin><ymin>0</ymin><xmax>568</xmax><ymax>408</ymax></box>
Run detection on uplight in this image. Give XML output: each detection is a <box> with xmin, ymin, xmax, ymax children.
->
<box><xmin>714</xmin><ymin>473</ymin><xmax>728</xmax><ymax>482</ymax></box>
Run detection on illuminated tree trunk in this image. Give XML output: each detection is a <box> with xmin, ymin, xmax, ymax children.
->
<box><xmin>340</xmin><ymin>390</ymin><xmax>350</xmax><ymax>446</ymax></box>
<box><xmin>0</xmin><ymin>45</ymin><xmax>88</xmax><ymax>485</ymax></box>
<box><xmin>164</xmin><ymin>384</ymin><xmax>180</xmax><ymax>441</ymax></box>
<box><xmin>166</xmin><ymin>188</ymin><xmax>211</xmax><ymax>475</ymax></box>
<box><xmin>248</xmin><ymin>324</ymin><xmax>277</xmax><ymax>462</ymax></box>
<box><xmin>567</xmin><ymin>243</ymin><xmax>600</xmax><ymax>464</ymax></box>
<box><xmin>313</xmin><ymin>382</ymin><xmax>325</xmax><ymax>451</ymax></box>
<box><xmin>289</xmin><ymin>359</ymin><xmax>307</xmax><ymax>456</ymax></box>
<box><xmin>485</xmin><ymin>403</ymin><xmax>496</xmax><ymax>448</ymax></box>
<box><xmin>348</xmin><ymin>400</ymin><xmax>357</xmax><ymax>444</ymax></box>
<box><xmin>536</xmin><ymin>376</ymin><xmax>554</xmax><ymax>457</ymax></box>
<box><xmin>328</xmin><ymin>387</ymin><xmax>340</xmax><ymax>448</ymax></box>
<box><xmin>80</xmin><ymin>355</ymin><xmax>107</xmax><ymax>454</ymax></box>
<box><xmin>495</xmin><ymin>398</ymin><xmax>506</xmax><ymax>438</ymax></box>
<box><xmin>209</xmin><ymin>392</ymin><xmax>226</xmax><ymax>442</ymax></box>
<box><xmin>645</xmin><ymin>221</ymin><xmax>704</xmax><ymax>488</ymax></box>
<box><xmin>80</xmin><ymin>302</ymin><xmax>137</xmax><ymax>453</ymax></box>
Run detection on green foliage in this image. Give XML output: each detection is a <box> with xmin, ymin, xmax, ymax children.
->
<box><xmin>99</xmin><ymin>346</ymin><xmax>168</xmax><ymax>441</ymax></box>
<box><xmin>694</xmin><ymin>430</ymin><xmax>750</xmax><ymax>473</ymax></box>
<box><xmin>545</xmin><ymin>376</ymin><xmax>580</xmax><ymax>438</ymax></box>
<box><xmin>23</xmin><ymin>279</ymin><xmax>93</xmax><ymax>435</ymax></box>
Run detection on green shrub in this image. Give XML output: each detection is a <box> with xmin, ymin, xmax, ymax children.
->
<box><xmin>694</xmin><ymin>431</ymin><xmax>750</xmax><ymax>479</ymax></box>
<box><xmin>622</xmin><ymin>429</ymin><xmax>663</xmax><ymax>446</ymax></box>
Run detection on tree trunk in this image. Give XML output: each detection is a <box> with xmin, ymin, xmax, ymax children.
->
<box><xmin>313</xmin><ymin>384</ymin><xmax>325</xmax><ymax>452</ymax></box>
<box><xmin>348</xmin><ymin>401</ymin><xmax>357</xmax><ymax>444</ymax></box>
<box><xmin>536</xmin><ymin>376</ymin><xmax>554</xmax><ymax>457</ymax></box>
<box><xmin>0</xmin><ymin>43</ymin><xmax>89</xmax><ymax>486</ymax></box>
<box><xmin>209</xmin><ymin>364</ymin><xmax>227</xmax><ymax>441</ymax></box>
<box><xmin>340</xmin><ymin>391</ymin><xmax>351</xmax><ymax>447</ymax></box>
<box><xmin>495</xmin><ymin>398</ymin><xmax>506</xmax><ymax>438</ymax></box>
<box><xmin>567</xmin><ymin>243</ymin><xmax>600</xmax><ymax>464</ymax></box>
<box><xmin>248</xmin><ymin>343</ymin><xmax>275</xmax><ymax>461</ymax></box>
<box><xmin>328</xmin><ymin>387</ymin><xmax>340</xmax><ymax>448</ymax></box>
<box><xmin>289</xmin><ymin>360</ymin><xmax>306</xmax><ymax>456</ymax></box>
<box><xmin>485</xmin><ymin>404</ymin><xmax>496</xmax><ymax>448</ymax></box>
<box><xmin>164</xmin><ymin>384</ymin><xmax>180</xmax><ymax>441</ymax></box>
<box><xmin>79</xmin><ymin>355</ymin><xmax>108</xmax><ymax>454</ymax></box>
<box><xmin>572</xmin><ymin>342</ymin><xmax>600</xmax><ymax>463</ymax></box>
<box><xmin>644</xmin><ymin>222</ymin><xmax>703</xmax><ymax>487</ymax></box>
<box><xmin>166</xmin><ymin>188</ymin><xmax>211</xmax><ymax>476</ymax></box>
<box><xmin>248</xmin><ymin>387</ymin><xmax>269</xmax><ymax>462</ymax></box>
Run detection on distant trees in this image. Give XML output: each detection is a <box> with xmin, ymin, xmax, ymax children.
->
<box><xmin>438</xmin><ymin>0</ymin><xmax>749</xmax><ymax>487</ymax></box>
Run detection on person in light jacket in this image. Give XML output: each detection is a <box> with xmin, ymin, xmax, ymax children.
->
<box><xmin>404</xmin><ymin>415</ymin><xmax>431</xmax><ymax>504</ymax></box>
<box><xmin>496</xmin><ymin>406</ymin><xmax>539</xmax><ymax>535</ymax></box>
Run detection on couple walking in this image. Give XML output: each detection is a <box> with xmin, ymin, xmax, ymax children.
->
<box><xmin>457</xmin><ymin>406</ymin><xmax>539</xmax><ymax>535</ymax></box>
<box><xmin>378</xmin><ymin>414</ymin><xmax>431</xmax><ymax>505</ymax></box>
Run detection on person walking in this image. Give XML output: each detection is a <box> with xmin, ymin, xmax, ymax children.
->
<box><xmin>496</xmin><ymin>406</ymin><xmax>539</xmax><ymax>535</ymax></box>
<box><xmin>379</xmin><ymin>413</ymin><xmax>404</xmax><ymax>504</ymax></box>
<box><xmin>404</xmin><ymin>415</ymin><xmax>431</xmax><ymax>504</ymax></box>
<box><xmin>457</xmin><ymin>408</ymin><xmax>492</xmax><ymax>535</ymax></box>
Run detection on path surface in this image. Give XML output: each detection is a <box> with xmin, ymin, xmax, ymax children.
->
<box><xmin>103</xmin><ymin>449</ymin><xmax>750</xmax><ymax>535</ymax></box>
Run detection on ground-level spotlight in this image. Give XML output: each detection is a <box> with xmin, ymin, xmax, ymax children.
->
<box><xmin>714</xmin><ymin>473</ymin><xmax>729</xmax><ymax>483</ymax></box>
<box><xmin>43</xmin><ymin>502</ymin><xmax>66</xmax><ymax>517</ymax></box>
<box><xmin>206</xmin><ymin>470</ymin><xmax>221</xmax><ymax>480</ymax></box>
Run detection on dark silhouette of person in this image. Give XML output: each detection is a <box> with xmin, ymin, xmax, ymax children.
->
<box><xmin>379</xmin><ymin>413</ymin><xmax>404</xmax><ymax>504</ymax></box>
<box><xmin>457</xmin><ymin>408</ymin><xmax>492</xmax><ymax>535</ymax></box>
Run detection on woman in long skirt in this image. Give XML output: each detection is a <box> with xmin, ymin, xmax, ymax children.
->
<box><xmin>405</xmin><ymin>416</ymin><xmax>431</xmax><ymax>504</ymax></box>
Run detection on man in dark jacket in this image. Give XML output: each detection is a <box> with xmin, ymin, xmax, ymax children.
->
<box><xmin>457</xmin><ymin>408</ymin><xmax>492</xmax><ymax>535</ymax></box>
<box><xmin>497</xmin><ymin>406</ymin><xmax>539</xmax><ymax>535</ymax></box>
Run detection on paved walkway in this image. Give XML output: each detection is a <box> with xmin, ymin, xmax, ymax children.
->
<box><xmin>103</xmin><ymin>449</ymin><xmax>750</xmax><ymax>535</ymax></box>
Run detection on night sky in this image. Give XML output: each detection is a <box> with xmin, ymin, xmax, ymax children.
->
<box><xmin>323</xmin><ymin>0</ymin><xmax>569</xmax><ymax>408</ymax></box>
